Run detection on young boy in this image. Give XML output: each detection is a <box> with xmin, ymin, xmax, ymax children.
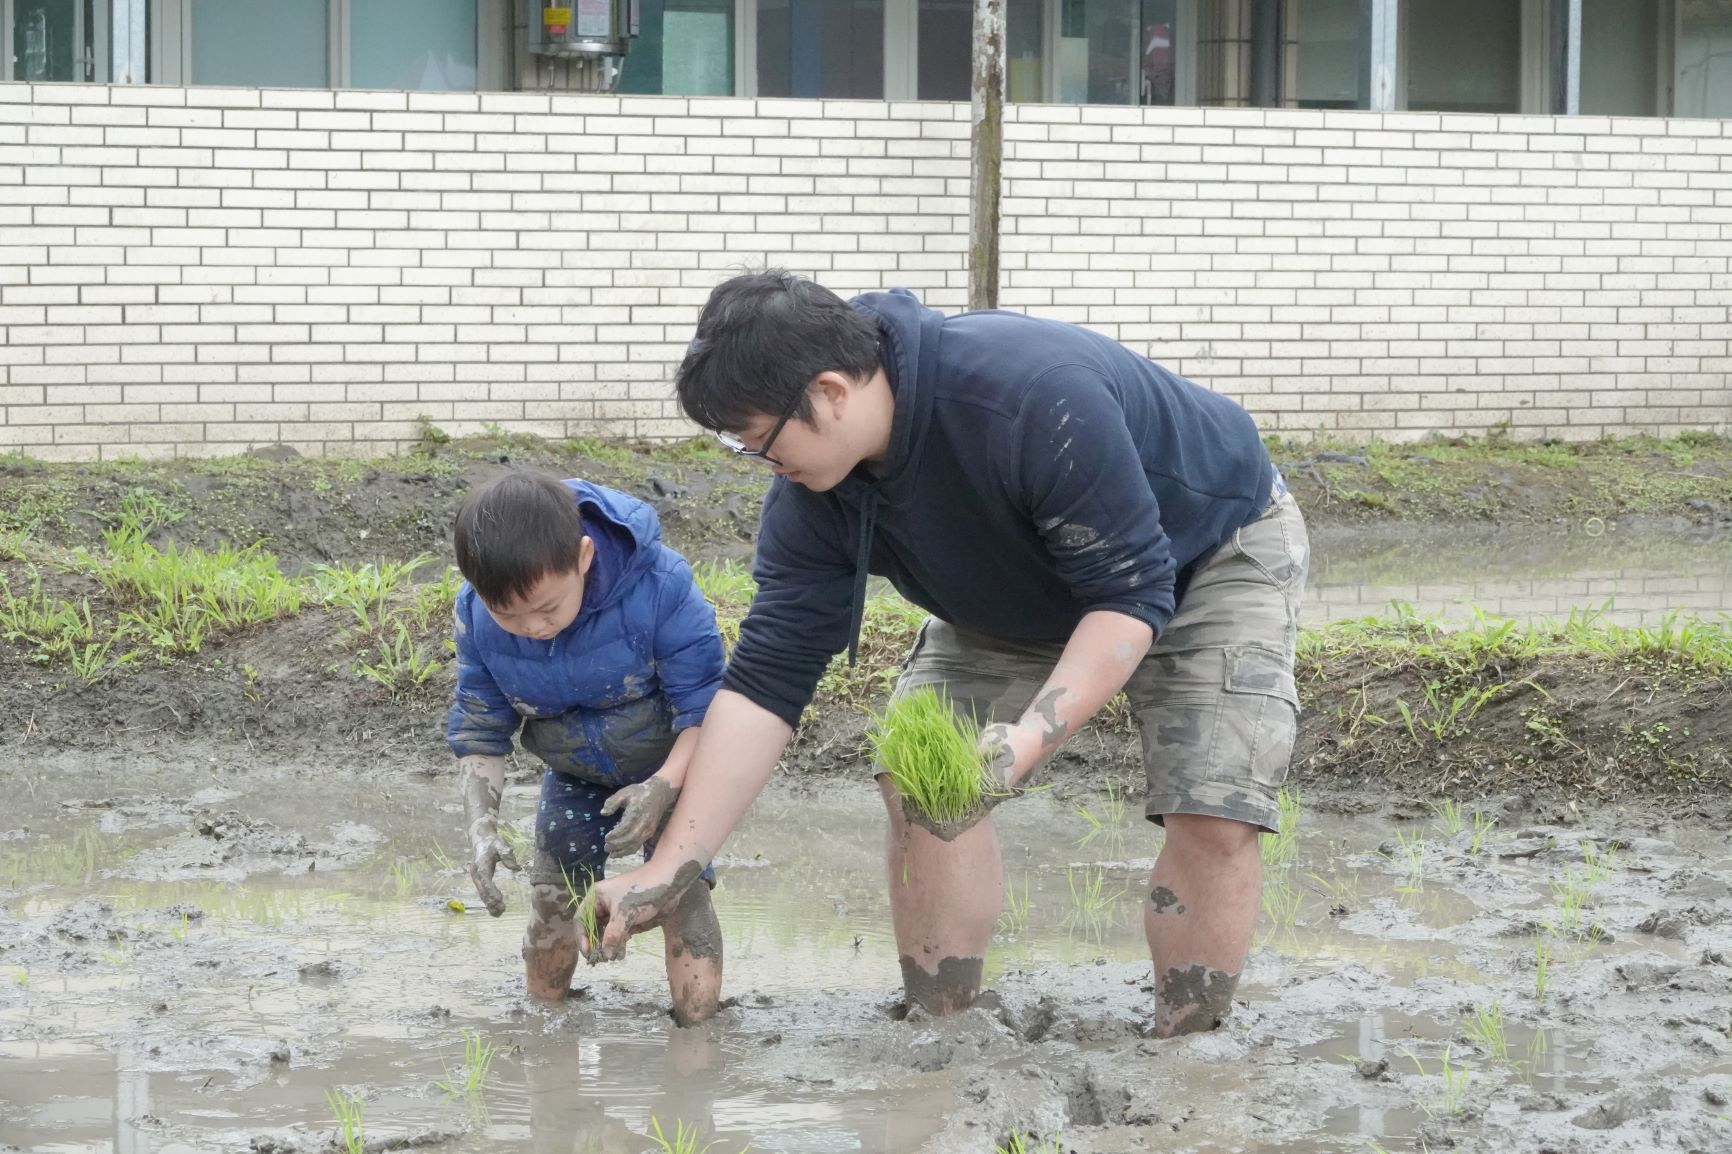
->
<box><xmin>445</xmin><ymin>470</ymin><xmax>726</xmax><ymax>1024</ymax></box>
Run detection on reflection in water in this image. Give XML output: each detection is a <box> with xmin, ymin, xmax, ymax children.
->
<box><xmin>1308</xmin><ymin>526</ymin><xmax>1732</xmax><ymax>626</ymax></box>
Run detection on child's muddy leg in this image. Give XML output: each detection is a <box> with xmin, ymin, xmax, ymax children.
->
<box><xmin>661</xmin><ymin>882</ymin><xmax>723</xmax><ymax>1027</ymax></box>
<box><xmin>523</xmin><ymin>882</ymin><xmax>580</xmax><ymax>1002</ymax></box>
<box><xmin>880</xmin><ymin>774</ymin><xmax>1002</xmax><ymax>1016</ymax></box>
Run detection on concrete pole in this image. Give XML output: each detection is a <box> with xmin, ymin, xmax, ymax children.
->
<box><xmin>969</xmin><ymin>0</ymin><xmax>1005</xmax><ymax>312</ymax></box>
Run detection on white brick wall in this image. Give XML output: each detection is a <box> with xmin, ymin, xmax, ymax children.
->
<box><xmin>1</xmin><ymin>83</ymin><xmax>1729</xmax><ymax>460</ymax></box>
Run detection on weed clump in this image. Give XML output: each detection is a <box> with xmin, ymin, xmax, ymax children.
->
<box><xmin>867</xmin><ymin>685</ymin><xmax>995</xmax><ymax>826</ymax></box>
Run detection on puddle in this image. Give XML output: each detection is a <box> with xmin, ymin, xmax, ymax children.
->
<box><xmin>1309</xmin><ymin>525</ymin><xmax>1732</xmax><ymax>626</ymax></box>
<box><xmin>3</xmin><ymin>773</ymin><xmax>1731</xmax><ymax>1153</ymax></box>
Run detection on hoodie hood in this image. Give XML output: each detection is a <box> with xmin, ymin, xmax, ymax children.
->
<box><xmin>560</xmin><ymin>478</ymin><xmax>660</xmax><ymax>617</ymax></box>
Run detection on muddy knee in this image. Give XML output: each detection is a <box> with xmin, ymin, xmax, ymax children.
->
<box><xmin>522</xmin><ymin>883</ymin><xmax>578</xmax><ymax>960</ymax></box>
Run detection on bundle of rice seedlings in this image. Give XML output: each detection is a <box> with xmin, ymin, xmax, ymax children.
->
<box><xmin>868</xmin><ymin>685</ymin><xmax>997</xmax><ymax>825</ymax></box>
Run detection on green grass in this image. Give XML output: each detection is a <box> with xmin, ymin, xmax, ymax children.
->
<box><xmin>325</xmin><ymin>1088</ymin><xmax>365</xmax><ymax>1154</ymax></box>
<box><xmin>314</xmin><ymin>555</ymin><xmax>432</xmax><ymax>637</ymax></box>
<box><xmin>354</xmin><ymin>621</ymin><xmax>446</xmax><ymax>700</ymax></box>
<box><xmin>867</xmin><ymin>685</ymin><xmax>994</xmax><ymax>826</ymax></box>
<box><xmin>1303</xmin><ymin>601</ymin><xmax>1732</xmax><ymax>679</ymax></box>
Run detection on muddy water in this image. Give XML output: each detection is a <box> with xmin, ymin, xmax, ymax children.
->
<box><xmin>3</xmin><ymin>769</ymin><xmax>1731</xmax><ymax>1153</ymax></box>
<box><xmin>1308</xmin><ymin>525</ymin><xmax>1732</xmax><ymax>626</ymax></box>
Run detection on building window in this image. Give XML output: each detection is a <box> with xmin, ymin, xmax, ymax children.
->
<box><xmin>352</xmin><ymin>0</ymin><xmax>476</xmax><ymax>91</ymax></box>
<box><xmin>917</xmin><ymin>0</ymin><xmax>970</xmax><ymax>100</ymax></box>
<box><xmin>1580</xmin><ymin>0</ymin><xmax>1657</xmax><ymax>117</ymax></box>
<box><xmin>1678</xmin><ymin>0</ymin><xmax>1732</xmax><ymax>117</ymax></box>
<box><xmin>617</xmin><ymin>0</ymin><xmax>734</xmax><ymax>95</ymax></box>
<box><xmin>1056</xmin><ymin>0</ymin><xmax>1137</xmax><ymax>104</ymax></box>
<box><xmin>1007</xmin><ymin>0</ymin><xmax>1044</xmax><ymax>101</ymax></box>
<box><xmin>1404</xmin><ymin>0</ymin><xmax>1520</xmax><ymax>113</ymax></box>
<box><xmin>757</xmin><ymin>0</ymin><xmax>883</xmax><ymax>99</ymax></box>
<box><xmin>190</xmin><ymin>0</ymin><xmax>329</xmax><ymax>88</ymax></box>
<box><xmin>1291</xmin><ymin>0</ymin><xmax>1363</xmax><ymax>109</ymax></box>
<box><xmin>11</xmin><ymin>0</ymin><xmax>109</xmax><ymax>81</ymax></box>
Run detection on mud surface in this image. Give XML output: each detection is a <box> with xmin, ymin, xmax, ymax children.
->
<box><xmin>4</xmin><ymin>768</ymin><xmax>1730</xmax><ymax>1153</ymax></box>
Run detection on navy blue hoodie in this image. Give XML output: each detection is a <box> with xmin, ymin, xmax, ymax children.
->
<box><xmin>725</xmin><ymin>289</ymin><xmax>1275</xmax><ymax>729</ymax></box>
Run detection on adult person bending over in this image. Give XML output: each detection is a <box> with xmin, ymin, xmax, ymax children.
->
<box><xmin>589</xmin><ymin>270</ymin><xmax>1309</xmax><ymax>1037</ymax></box>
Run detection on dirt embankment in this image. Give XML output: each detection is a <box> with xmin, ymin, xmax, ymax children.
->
<box><xmin>3</xmin><ymin>432</ymin><xmax>1731</xmax><ymax>820</ymax></box>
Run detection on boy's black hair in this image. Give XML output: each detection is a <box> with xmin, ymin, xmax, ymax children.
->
<box><xmin>453</xmin><ymin>470</ymin><xmax>586</xmax><ymax>607</ymax></box>
<box><xmin>675</xmin><ymin>269</ymin><xmax>882</xmax><ymax>433</ymax></box>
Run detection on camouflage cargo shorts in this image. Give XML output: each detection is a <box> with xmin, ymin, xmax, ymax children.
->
<box><xmin>888</xmin><ymin>491</ymin><xmax>1309</xmax><ymax>834</ymax></box>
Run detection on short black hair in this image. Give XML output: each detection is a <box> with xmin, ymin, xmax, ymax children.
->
<box><xmin>453</xmin><ymin>470</ymin><xmax>586</xmax><ymax>606</ymax></box>
<box><xmin>676</xmin><ymin>269</ymin><xmax>882</xmax><ymax>433</ymax></box>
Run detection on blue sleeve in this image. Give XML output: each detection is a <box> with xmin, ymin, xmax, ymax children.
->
<box><xmin>652</xmin><ymin>553</ymin><xmax>726</xmax><ymax>731</ymax></box>
<box><xmin>721</xmin><ymin>483</ymin><xmax>855</xmax><ymax>729</ymax></box>
<box><xmin>445</xmin><ymin>590</ymin><xmax>521</xmax><ymax>758</ymax></box>
<box><xmin>1013</xmin><ymin>368</ymin><xmax>1177</xmax><ymax>635</ymax></box>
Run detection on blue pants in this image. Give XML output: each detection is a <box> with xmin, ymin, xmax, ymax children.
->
<box><xmin>533</xmin><ymin>769</ymin><xmax>717</xmax><ymax>890</ymax></box>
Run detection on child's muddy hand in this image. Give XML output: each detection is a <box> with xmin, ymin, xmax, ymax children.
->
<box><xmin>599</xmin><ymin>776</ymin><xmax>680</xmax><ymax>857</ymax></box>
<box><xmin>467</xmin><ymin>822</ymin><xmax>521</xmax><ymax>918</ymax></box>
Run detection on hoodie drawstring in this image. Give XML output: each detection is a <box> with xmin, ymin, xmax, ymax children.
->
<box><xmin>846</xmin><ymin>492</ymin><xmax>878</xmax><ymax>665</ymax></box>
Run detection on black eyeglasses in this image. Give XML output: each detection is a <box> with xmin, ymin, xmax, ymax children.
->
<box><xmin>714</xmin><ymin>388</ymin><xmax>804</xmax><ymax>468</ymax></box>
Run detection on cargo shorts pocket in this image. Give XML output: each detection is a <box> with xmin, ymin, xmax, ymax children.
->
<box><xmin>1213</xmin><ymin>644</ymin><xmax>1299</xmax><ymax>788</ymax></box>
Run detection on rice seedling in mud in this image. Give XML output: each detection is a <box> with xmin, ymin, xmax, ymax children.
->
<box><xmin>1404</xmin><ymin>1044</ymin><xmax>1473</xmax><ymax>1119</ymax></box>
<box><xmin>995</xmin><ymin>1131</ymin><xmax>1063</xmax><ymax>1154</ymax></box>
<box><xmin>1261</xmin><ymin>787</ymin><xmax>1301</xmax><ymax>866</ymax></box>
<box><xmin>998</xmin><ymin>873</ymin><xmax>1032</xmax><ymax>937</ymax></box>
<box><xmin>434</xmin><ymin>1029</ymin><xmax>503</xmax><ymax>1100</ymax></box>
<box><xmin>1430</xmin><ymin>798</ymin><xmax>1465</xmax><ymax>838</ymax></box>
<box><xmin>562</xmin><ymin>866</ymin><xmax>605</xmax><ymax>962</ymax></box>
<box><xmin>1580</xmin><ymin>839</ymin><xmax>1619</xmax><ymax>885</ymax></box>
<box><xmin>1063</xmin><ymin>866</ymin><xmax>1122</xmax><ymax>938</ymax></box>
<box><xmin>326</xmin><ymin>1088</ymin><xmax>365</xmax><ymax>1154</ymax></box>
<box><xmin>646</xmin><ymin>1115</ymin><xmax>747</xmax><ymax>1154</ymax></box>
<box><xmin>1389</xmin><ymin>828</ymin><xmax>1428</xmax><ymax>893</ymax></box>
<box><xmin>1260</xmin><ymin>873</ymin><xmax>1305</xmax><ymax>931</ymax></box>
<box><xmin>1468</xmin><ymin>809</ymin><xmax>1497</xmax><ymax>855</ymax></box>
<box><xmin>1533</xmin><ymin>938</ymin><xmax>1553</xmax><ymax>1001</ymax></box>
<box><xmin>1462</xmin><ymin>1000</ymin><xmax>1511</xmax><ymax>1064</ymax></box>
<box><xmin>867</xmin><ymin>685</ymin><xmax>997</xmax><ymax>827</ymax></box>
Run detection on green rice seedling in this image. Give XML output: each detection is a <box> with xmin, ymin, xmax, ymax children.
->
<box><xmin>434</xmin><ymin>1029</ymin><xmax>503</xmax><ymax>1099</ymax></box>
<box><xmin>1074</xmin><ymin>803</ymin><xmax>1103</xmax><ymax>849</ymax></box>
<box><xmin>1430</xmin><ymin>798</ymin><xmax>1465</xmax><ymax>838</ymax></box>
<box><xmin>1581</xmin><ymin>839</ymin><xmax>1618</xmax><ymax>885</ymax></box>
<box><xmin>1261</xmin><ymin>787</ymin><xmax>1301</xmax><ymax>866</ymax></box>
<box><xmin>867</xmin><ymin>685</ymin><xmax>995</xmax><ymax>826</ymax></box>
<box><xmin>1404</xmin><ymin>1044</ymin><xmax>1472</xmax><ymax>1118</ymax></box>
<box><xmin>1260</xmin><ymin>873</ymin><xmax>1304</xmax><ymax>929</ymax></box>
<box><xmin>326</xmin><ymin>1088</ymin><xmax>365</xmax><ymax>1154</ymax></box>
<box><xmin>1533</xmin><ymin>938</ymin><xmax>1552</xmax><ymax>1001</ymax></box>
<box><xmin>995</xmin><ymin>1131</ymin><xmax>1063</xmax><ymax>1154</ymax></box>
<box><xmin>999</xmin><ymin>873</ymin><xmax>1032</xmax><ymax>936</ymax></box>
<box><xmin>645</xmin><ymin>1115</ymin><xmax>742</xmax><ymax>1154</ymax></box>
<box><xmin>428</xmin><ymin>840</ymin><xmax>459</xmax><ymax>873</ymax></box>
<box><xmin>1468</xmin><ymin>809</ymin><xmax>1497</xmax><ymax>854</ymax></box>
<box><xmin>390</xmin><ymin>858</ymin><xmax>421</xmax><ymax>899</ymax></box>
<box><xmin>498</xmin><ymin>823</ymin><xmax>533</xmax><ymax>864</ymax></box>
<box><xmin>1390</xmin><ymin>828</ymin><xmax>1427</xmax><ymax>892</ymax></box>
<box><xmin>1548</xmin><ymin>866</ymin><xmax>1593</xmax><ymax>938</ymax></box>
<box><xmin>355</xmin><ymin>622</ymin><xmax>445</xmax><ymax>700</ymax></box>
<box><xmin>1100</xmin><ymin>778</ymin><xmax>1128</xmax><ymax>825</ymax></box>
<box><xmin>1063</xmin><ymin>866</ymin><xmax>1121</xmax><ymax>938</ymax></box>
<box><xmin>562</xmin><ymin>866</ymin><xmax>604</xmax><ymax>961</ymax></box>
<box><xmin>1463</xmin><ymin>1000</ymin><xmax>1510</xmax><ymax>1064</ymax></box>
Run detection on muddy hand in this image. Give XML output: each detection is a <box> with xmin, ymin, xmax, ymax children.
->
<box><xmin>459</xmin><ymin>756</ymin><xmax>519</xmax><ymax>918</ymax></box>
<box><xmin>588</xmin><ymin>860</ymin><xmax>707</xmax><ymax>961</ymax></box>
<box><xmin>599</xmin><ymin>776</ymin><xmax>679</xmax><ymax>858</ymax></box>
<box><xmin>902</xmin><ymin>722</ymin><xmax>1033</xmax><ymax>842</ymax></box>
<box><xmin>468</xmin><ymin>820</ymin><xmax>521</xmax><ymax>917</ymax></box>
